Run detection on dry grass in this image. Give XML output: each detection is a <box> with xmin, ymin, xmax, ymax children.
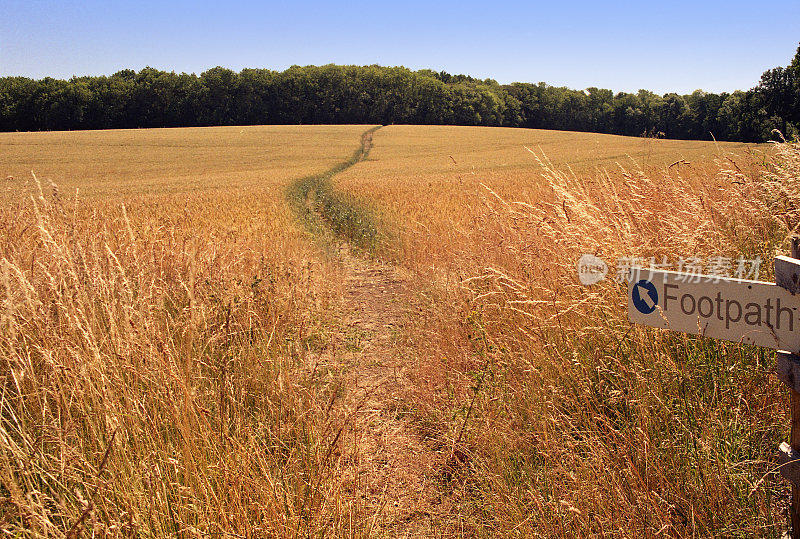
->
<box><xmin>0</xmin><ymin>125</ymin><xmax>383</xmax><ymax>536</ymax></box>
<box><xmin>0</xmin><ymin>125</ymin><xmax>369</xmax><ymax>199</ymax></box>
<box><xmin>335</xmin><ymin>125</ymin><xmax>760</xmax><ymax>269</ymax></box>
<box><xmin>335</xmin><ymin>126</ymin><xmax>796</xmax><ymax>535</ymax></box>
<box><xmin>2</xmin><ymin>122</ymin><xmax>795</xmax><ymax>536</ymax></box>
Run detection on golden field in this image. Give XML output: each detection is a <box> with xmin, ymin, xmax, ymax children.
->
<box><xmin>0</xmin><ymin>125</ymin><xmax>373</xmax><ymax>537</ymax></box>
<box><xmin>335</xmin><ymin>125</ymin><xmax>791</xmax><ymax>535</ymax></box>
<box><xmin>1</xmin><ymin>125</ymin><xmax>369</xmax><ymax>197</ymax></box>
<box><xmin>2</xmin><ymin>123</ymin><xmax>799</xmax><ymax>537</ymax></box>
<box><xmin>335</xmin><ymin>125</ymin><xmax>764</xmax><ymax>276</ymax></box>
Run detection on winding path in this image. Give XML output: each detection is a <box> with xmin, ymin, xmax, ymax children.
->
<box><xmin>290</xmin><ymin>127</ymin><xmax>446</xmax><ymax>535</ymax></box>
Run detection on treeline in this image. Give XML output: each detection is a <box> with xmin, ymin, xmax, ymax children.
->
<box><xmin>1</xmin><ymin>46</ymin><xmax>799</xmax><ymax>141</ymax></box>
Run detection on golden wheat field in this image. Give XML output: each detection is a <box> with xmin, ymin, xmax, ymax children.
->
<box><xmin>334</xmin><ymin>125</ymin><xmax>760</xmax><ymax>269</ymax></box>
<box><xmin>1</xmin><ymin>125</ymin><xmax>369</xmax><ymax>197</ymax></box>
<box><xmin>2</xmin><ymin>123</ymin><xmax>799</xmax><ymax>537</ymax></box>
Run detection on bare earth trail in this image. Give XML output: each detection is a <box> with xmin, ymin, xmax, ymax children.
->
<box><xmin>297</xmin><ymin>128</ymin><xmax>448</xmax><ymax>535</ymax></box>
<box><xmin>333</xmin><ymin>247</ymin><xmax>444</xmax><ymax>536</ymax></box>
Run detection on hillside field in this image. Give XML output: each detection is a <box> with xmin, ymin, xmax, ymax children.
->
<box><xmin>3</xmin><ymin>124</ymin><xmax>798</xmax><ymax>537</ymax></box>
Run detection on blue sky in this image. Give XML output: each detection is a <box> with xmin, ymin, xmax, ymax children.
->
<box><xmin>1</xmin><ymin>0</ymin><xmax>798</xmax><ymax>94</ymax></box>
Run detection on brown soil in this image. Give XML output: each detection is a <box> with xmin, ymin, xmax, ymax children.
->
<box><xmin>303</xmin><ymin>127</ymin><xmax>457</xmax><ymax>536</ymax></box>
<box><xmin>327</xmin><ymin>246</ymin><xmax>447</xmax><ymax>536</ymax></box>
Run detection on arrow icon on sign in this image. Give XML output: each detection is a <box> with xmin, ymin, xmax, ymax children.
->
<box><xmin>638</xmin><ymin>283</ymin><xmax>655</xmax><ymax>309</ymax></box>
<box><xmin>632</xmin><ymin>279</ymin><xmax>659</xmax><ymax>315</ymax></box>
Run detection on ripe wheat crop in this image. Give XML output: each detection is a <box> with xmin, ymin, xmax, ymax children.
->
<box><xmin>335</xmin><ymin>125</ymin><xmax>794</xmax><ymax>535</ymax></box>
<box><xmin>0</xmin><ymin>125</ymin><xmax>384</xmax><ymax>536</ymax></box>
<box><xmin>2</xmin><ymin>123</ymin><xmax>796</xmax><ymax>536</ymax></box>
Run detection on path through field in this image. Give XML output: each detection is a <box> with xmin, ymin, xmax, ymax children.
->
<box><xmin>335</xmin><ymin>247</ymin><xmax>444</xmax><ymax>535</ymax></box>
<box><xmin>296</xmin><ymin>127</ymin><xmax>447</xmax><ymax>535</ymax></box>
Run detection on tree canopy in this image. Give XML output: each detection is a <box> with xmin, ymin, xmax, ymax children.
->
<box><xmin>2</xmin><ymin>45</ymin><xmax>799</xmax><ymax>142</ymax></box>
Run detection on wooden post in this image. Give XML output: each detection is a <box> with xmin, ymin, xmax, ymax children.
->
<box><xmin>776</xmin><ymin>237</ymin><xmax>800</xmax><ymax>537</ymax></box>
<box><xmin>792</xmin><ymin>388</ymin><xmax>800</xmax><ymax>537</ymax></box>
<box><xmin>791</xmin><ymin>239</ymin><xmax>800</xmax><ymax>537</ymax></box>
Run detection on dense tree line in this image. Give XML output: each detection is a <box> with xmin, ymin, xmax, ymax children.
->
<box><xmin>2</xmin><ymin>46</ymin><xmax>799</xmax><ymax>141</ymax></box>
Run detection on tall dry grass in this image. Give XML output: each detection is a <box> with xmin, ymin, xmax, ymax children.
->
<box><xmin>0</xmin><ymin>175</ymin><xmax>377</xmax><ymax>536</ymax></box>
<box><xmin>396</xmin><ymin>141</ymin><xmax>799</xmax><ymax>535</ymax></box>
<box><xmin>2</xmin><ymin>123</ymin><xmax>794</xmax><ymax>536</ymax></box>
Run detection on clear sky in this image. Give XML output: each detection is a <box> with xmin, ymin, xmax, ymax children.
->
<box><xmin>2</xmin><ymin>0</ymin><xmax>799</xmax><ymax>95</ymax></box>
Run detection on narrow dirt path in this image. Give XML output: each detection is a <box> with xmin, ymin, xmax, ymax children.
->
<box><xmin>296</xmin><ymin>127</ymin><xmax>446</xmax><ymax>535</ymax></box>
<box><xmin>333</xmin><ymin>247</ymin><xmax>442</xmax><ymax>536</ymax></box>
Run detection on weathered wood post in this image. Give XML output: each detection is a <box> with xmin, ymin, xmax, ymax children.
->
<box><xmin>627</xmin><ymin>239</ymin><xmax>800</xmax><ymax>534</ymax></box>
<box><xmin>775</xmin><ymin>237</ymin><xmax>800</xmax><ymax>537</ymax></box>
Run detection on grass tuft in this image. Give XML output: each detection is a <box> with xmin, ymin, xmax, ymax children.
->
<box><xmin>286</xmin><ymin>126</ymin><xmax>392</xmax><ymax>256</ymax></box>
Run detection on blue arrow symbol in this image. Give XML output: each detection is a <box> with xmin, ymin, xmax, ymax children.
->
<box><xmin>632</xmin><ymin>280</ymin><xmax>658</xmax><ymax>315</ymax></box>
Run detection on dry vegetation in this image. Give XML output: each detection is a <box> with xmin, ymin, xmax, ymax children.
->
<box><xmin>2</xmin><ymin>123</ymin><xmax>799</xmax><ymax>537</ymax></box>
<box><xmin>335</xmin><ymin>125</ymin><xmax>757</xmax><ymax>269</ymax></box>
<box><xmin>336</xmin><ymin>126</ymin><xmax>794</xmax><ymax>535</ymax></box>
<box><xmin>0</xmin><ymin>125</ymin><xmax>368</xmax><ymax>198</ymax></box>
<box><xmin>0</xmin><ymin>125</ymin><xmax>388</xmax><ymax>536</ymax></box>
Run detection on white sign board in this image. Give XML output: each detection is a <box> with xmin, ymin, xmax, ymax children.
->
<box><xmin>628</xmin><ymin>269</ymin><xmax>800</xmax><ymax>353</ymax></box>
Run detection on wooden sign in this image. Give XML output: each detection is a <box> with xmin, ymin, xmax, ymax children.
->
<box><xmin>628</xmin><ymin>267</ymin><xmax>800</xmax><ymax>353</ymax></box>
<box><xmin>626</xmin><ymin>250</ymin><xmax>800</xmax><ymax>536</ymax></box>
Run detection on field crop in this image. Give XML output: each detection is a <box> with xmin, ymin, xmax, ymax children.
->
<box><xmin>0</xmin><ymin>125</ymin><xmax>385</xmax><ymax>536</ymax></box>
<box><xmin>335</xmin><ymin>125</ymin><xmax>759</xmax><ymax>268</ymax></box>
<box><xmin>3</xmin><ymin>123</ymin><xmax>798</xmax><ymax>537</ymax></box>
<box><xmin>1</xmin><ymin>125</ymin><xmax>368</xmax><ymax>198</ymax></box>
<box><xmin>335</xmin><ymin>125</ymin><xmax>795</xmax><ymax>535</ymax></box>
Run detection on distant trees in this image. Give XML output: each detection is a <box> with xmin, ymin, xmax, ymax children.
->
<box><xmin>2</xmin><ymin>45</ymin><xmax>800</xmax><ymax>142</ymax></box>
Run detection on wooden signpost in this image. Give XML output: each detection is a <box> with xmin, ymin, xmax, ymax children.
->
<box><xmin>627</xmin><ymin>240</ymin><xmax>800</xmax><ymax>536</ymax></box>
